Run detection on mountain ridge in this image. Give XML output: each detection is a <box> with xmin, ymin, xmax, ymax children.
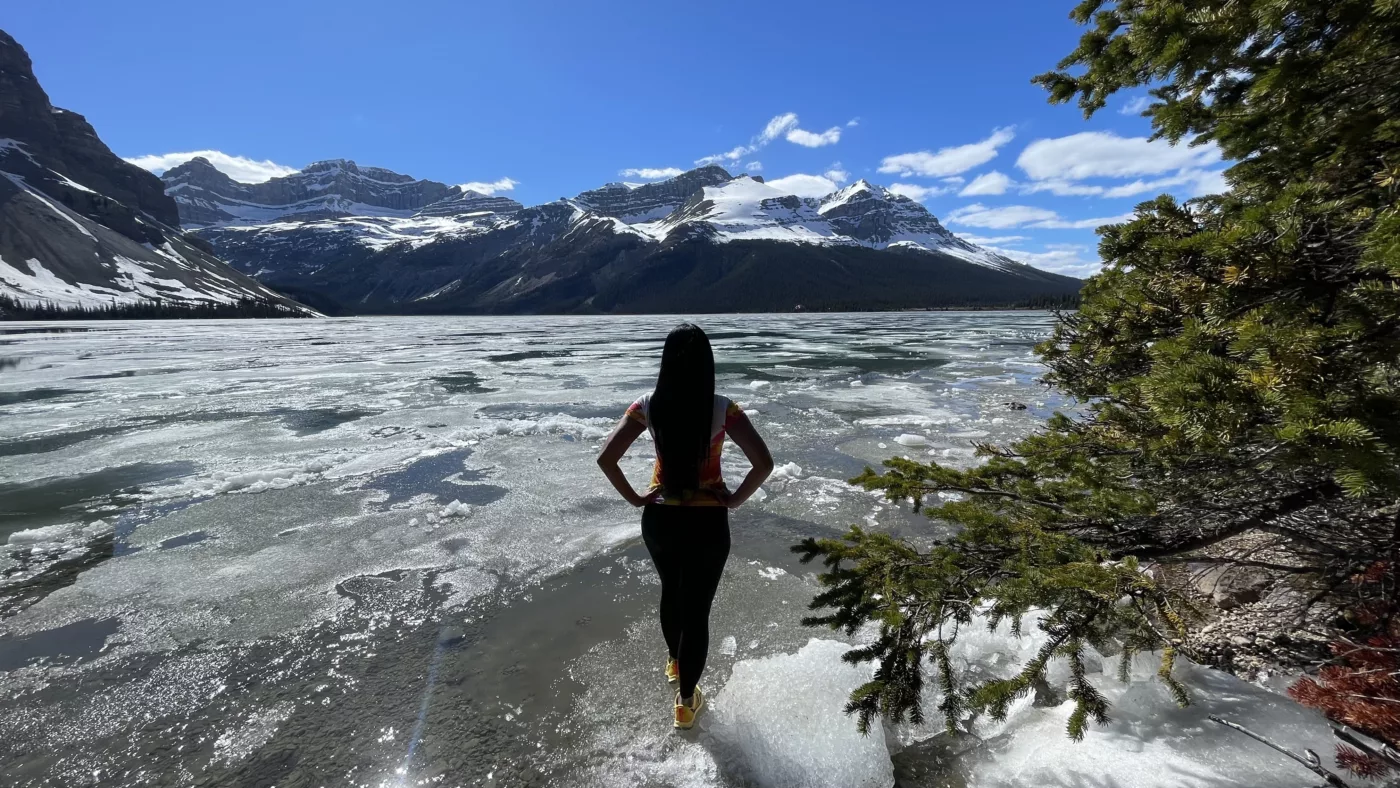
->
<box><xmin>195</xmin><ymin>169</ymin><xmax>1082</xmax><ymax>315</ymax></box>
<box><xmin>162</xmin><ymin>156</ymin><xmax>524</xmax><ymax>227</ymax></box>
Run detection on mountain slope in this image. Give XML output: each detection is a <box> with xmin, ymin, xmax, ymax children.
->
<box><xmin>0</xmin><ymin>29</ymin><xmax>308</xmax><ymax>312</ymax></box>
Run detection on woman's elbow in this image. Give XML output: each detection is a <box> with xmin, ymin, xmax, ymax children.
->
<box><xmin>756</xmin><ymin>454</ymin><xmax>775</xmax><ymax>476</ymax></box>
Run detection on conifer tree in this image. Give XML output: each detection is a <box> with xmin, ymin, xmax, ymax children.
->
<box><xmin>796</xmin><ymin>0</ymin><xmax>1400</xmax><ymax>743</ymax></box>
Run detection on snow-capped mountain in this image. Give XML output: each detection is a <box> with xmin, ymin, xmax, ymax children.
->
<box><xmin>642</xmin><ymin>176</ymin><xmax>1022</xmax><ymax>272</ymax></box>
<box><xmin>817</xmin><ymin>180</ymin><xmax>1013</xmax><ymax>267</ymax></box>
<box><xmin>0</xmin><ymin>30</ymin><xmax>307</xmax><ymax>313</ymax></box>
<box><xmin>161</xmin><ymin>157</ymin><xmax>522</xmax><ymax>227</ymax></box>
<box><xmin>191</xmin><ymin>165</ymin><xmax>1080</xmax><ymax>314</ymax></box>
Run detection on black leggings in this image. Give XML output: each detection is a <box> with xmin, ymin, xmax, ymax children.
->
<box><xmin>641</xmin><ymin>503</ymin><xmax>731</xmax><ymax>699</ymax></box>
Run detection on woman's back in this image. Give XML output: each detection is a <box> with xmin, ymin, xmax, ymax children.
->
<box><xmin>626</xmin><ymin>392</ymin><xmax>744</xmax><ymax>505</ymax></box>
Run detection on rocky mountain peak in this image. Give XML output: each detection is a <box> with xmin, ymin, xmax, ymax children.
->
<box><xmin>573</xmin><ymin>165</ymin><xmax>735</xmax><ymax>223</ymax></box>
<box><xmin>0</xmin><ymin>28</ymin><xmax>305</xmax><ymax>312</ymax></box>
<box><xmin>0</xmin><ymin>29</ymin><xmax>179</xmax><ymax>228</ymax></box>
<box><xmin>415</xmin><ymin>187</ymin><xmax>524</xmax><ymax>218</ymax></box>
<box><xmin>163</xmin><ymin>156</ymin><xmax>236</xmax><ymax>186</ymax></box>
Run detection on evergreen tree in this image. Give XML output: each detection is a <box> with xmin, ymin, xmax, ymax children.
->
<box><xmin>0</xmin><ymin>294</ymin><xmax>309</xmax><ymax>320</ymax></box>
<box><xmin>795</xmin><ymin>0</ymin><xmax>1400</xmax><ymax>744</ymax></box>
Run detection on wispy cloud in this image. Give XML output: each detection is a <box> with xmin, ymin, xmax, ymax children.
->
<box><xmin>1119</xmin><ymin>96</ymin><xmax>1151</xmax><ymax>115</ymax></box>
<box><xmin>1020</xmin><ymin>179</ymin><xmax>1106</xmax><ymax>197</ymax></box>
<box><xmin>955</xmin><ymin>234</ymin><xmax>1028</xmax><ymax>245</ymax></box>
<box><xmin>696</xmin><ymin>145</ymin><xmax>754</xmax><ymax>167</ymax></box>
<box><xmin>696</xmin><ymin>112</ymin><xmax>845</xmax><ymax>165</ymax></box>
<box><xmin>1018</xmin><ymin>168</ymin><xmax>1227</xmax><ymax>199</ymax></box>
<box><xmin>959</xmin><ymin>170</ymin><xmax>1012</xmax><ymax>196</ymax></box>
<box><xmin>946</xmin><ymin>203</ymin><xmax>1058</xmax><ymax>229</ymax></box>
<box><xmin>998</xmin><ymin>132</ymin><xmax>1230</xmax><ymax>200</ymax></box>
<box><xmin>619</xmin><ymin>167</ymin><xmax>684</xmax><ymax>180</ymax></box>
<box><xmin>824</xmin><ymin>163</ymin><xmax>850</xmax><ymax>184</ymax></box>
<box><xmin>459</xmin><ymin>177</ymin><xmax>519</xmax><ymax>195</ymax></box>
<box><xmin>124</xmin><ymin>150</ymin><xmax>299</xmax><ymax>183</ymax></box>
<box><xmin>787</xmin><ymin>126</ymin><xmax>842</xmax><ymax>148</ymax></box>
<box><xmin>1101</xmin><ymin>169</ymin><xmax>1227</xmax><ymax>198</ymax></box>
<box><xmin>761</xmin><ymin>113</ymin><xmax>799</xmax><ymax>143</ymax></box>
<box><xmin>887</xmin><ymin>183</ymin><xmax>951</xmax><ymax>202</ymax></box>
<box><xmin>946</xmin><ymin>202</ymin><xmax>1133</xmax><ymax>230</ymax></box>
<box><xmin>878</xmin><ymin>127</ymin><xmax>1015</xmax><ymax>178</ymax></box>
<box><xmin>991</xmin><ymin>243</ymin><xmax>1102</xmax><ymax>278</ymax></box>
<box><xmin>1032</xmin><ymin>212</ymin><xmax>1136</xmax><ymax>229</ymax></box>
<box><xmin>745</xmin><ymin>161</ymin><xmax>763</xmax><ymax>172</ymax></box>
<box><xmin>846</xmin><ymin>117</ymin><xmax>861</xmax><ymax>127</ymax></box>
<box><xmin>1017</xmin><ymin>131</ymin><xmax>1220</xmax><ymax>181</ymax></box>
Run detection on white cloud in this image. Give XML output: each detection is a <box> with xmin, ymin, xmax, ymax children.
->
<box><xmin>697</xmin><ymin>112</ymin><xmax>844</xmax><ymax>166</ymax></box>
<box><xmin>960</xmin><ymin>171</ymin><xmax>1013</xmax><ymax>196</ymax></box>
<box><xmin>1101</xmin><ymin>168</ymin><xmax>1228</xmax><ymax>198</ymax></box>
<box><xmin>887</xmin><ymin>183</ymin><xmax>949</xmax><ymax>202</ymax></box>
<box><xmin>762</xmin><ymin>111</ymin><xmax>842</xmax><ymax>147</ymax></box>
<box><xmin>1031</xmin><ymin>212</ymin><xmax>1135</xmax><ymax>229</ymax></box>
<box><xmin>824</xmin><ymin>163</ymin><xmax>850</xmax><ymax>184</ymax></box>
<box><xmin>1015</xmin><ymin>167</ymin><xmax>1229</xmax><ymax>199</ymax></box>
<box><xmin>1021</xmin><ymin>179</ymin><xmax>1107</xmax><ymax>197</ymax></box>
<box><xmin>745</xmin><ymin>161</ymin><xmax>763</xmax><ymax>172</ymax></box>
<box><xmin>124</xmin><ymin>150</ymin><xmax>299</xmax><ymax>183</ymax></box>
<box><xmin>695</xmin><ymin>145</ymin><xmax>753</xmax><ymax>166</ymax></box>
<box><xmin>940</xmin><ymin>176</ymin><xmax>966</xmax><ymax>185</ymax></box>
<box><xmin>946</xmin><ymin>203</ymin><xmax>1058</xmax><ymax>229</ymax></box>
<box><xmin>760</xmin><ymin>113</ymin><xmax>800</xmax><ymax>143</ymax></box>
<box><xmin>787</xmin><ymin>125</ymin><xmax>842</xmax><ymax>148</ymax></box>
<box><xmin>847</xmin><ymin>117</ymin><xmax>861</xmax><ymax>127</ymax></box>
<box><xmin>1017</xmin><ymin>131</ymin><xmax>1220</xmax><ymax>181</ymax></box>
<box><xmin>1190</xmin><ymin>169</ymin><xmax>1229</xmax><ymax>195</ymax></box>
<box><xmin>765</xmin><ymin>173</ymin><xmax>840</xmax><ymax>198</ymax></box>
<box><xmin>619</xmin><ymin>167</ymin><xmax>684</xmax><ymax>180</ymax></box>
<box><xmin>459</xmin><ymin>177</ymin><xmax>519</xmax><ymax>195</ymax></box>
<box><xmin>945</xmin><ymin>202</ymin><xmax>1132</xmax><ymax>230</ymax></box>
<box><xmin>1119</xmin><ymin>96</ymin><xmax>1151</xmax><ymax>115</ymax></box>
<box><xmin>878</xmin><ymin>127</ymin><xmax>1016</xmax><ymax>178</ymax></box>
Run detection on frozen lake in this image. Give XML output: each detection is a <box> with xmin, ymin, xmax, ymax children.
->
<box><xmin>0</xmin><ymin>314</ymin><xmax>1339</xmax><ymax>787</ymax></box>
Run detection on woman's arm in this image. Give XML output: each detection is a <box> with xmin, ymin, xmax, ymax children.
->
<box><xmin>596</xmin><ymin>415</ymin><xmax>655</xmax><ymax>507</ymax></box>
<box><xmin>724</xmin><ymin>411</ymin><xmax>774</xmax><ymax>508</ymax></box>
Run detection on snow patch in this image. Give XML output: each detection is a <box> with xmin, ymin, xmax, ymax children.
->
<box><xmin>707</xmin><ymin>639</ymin><xmax>893</xmax><ymax>788</ymax></box>
<box><xmin>772</xmin><ymin>461</ymin><xmax>803</xmax><ymax>480</ymax></box>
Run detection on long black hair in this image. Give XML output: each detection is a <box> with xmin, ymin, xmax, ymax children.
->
<box><xmin>649</xmin><ymin>323</ymin><xmax>715</xmax><ymax>495</ymax></box>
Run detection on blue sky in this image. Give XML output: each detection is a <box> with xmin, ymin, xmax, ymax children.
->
<box><xmin>7</xmin><ymin>0</ymin><xmax>1225</xmax><ymax>277</ymax></box>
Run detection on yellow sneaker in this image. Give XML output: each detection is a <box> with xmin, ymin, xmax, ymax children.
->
<box><xmin>674</xmin><ymin>688</ymin><xmax>704</xmax><ymax>730</ymax></box>
<box><xmin>664</xmin><ymin>657</ymin><xmax>680</xmax><ymax>684</ymax></box>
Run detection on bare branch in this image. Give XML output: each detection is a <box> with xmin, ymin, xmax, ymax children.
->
<box><xmin>1209</xmin><ymin>715</ymin><xmax>1351</xmax><ymax>788</ymax></box>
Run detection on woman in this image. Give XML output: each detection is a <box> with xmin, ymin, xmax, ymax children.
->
<box><xmin>596</xmin><ymin>323</ymin><xmax>774</xmax><ymax>729</ymax></box>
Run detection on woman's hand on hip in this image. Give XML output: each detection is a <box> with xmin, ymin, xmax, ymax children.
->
<box><xmin>628</xmin><ymin>485</ymin><xmax>661</xmax><ymax>507</ymax></box>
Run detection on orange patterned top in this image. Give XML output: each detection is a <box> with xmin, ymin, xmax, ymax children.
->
<box><xmin>626</xmin><ymin>393</ymin><xmax>744</xmax><ymax>506</ymax></box>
